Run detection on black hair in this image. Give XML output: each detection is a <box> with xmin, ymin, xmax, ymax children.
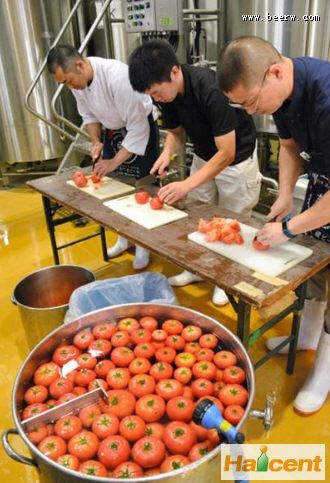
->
<box><xmin>47</xmin><ymin>45</ymin><xmax>83</xmax><ymax>74</ymax></box>
<box><xmin>128</xmin><ymin>40</ymin><xmax>179</xmax><ymax>92</ymax></box>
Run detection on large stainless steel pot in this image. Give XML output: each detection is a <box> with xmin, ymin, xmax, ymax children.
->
<box><xmin>3</xmin><ymin>303</ymin><xmax>255</xmax><ymax>483</ymax></box>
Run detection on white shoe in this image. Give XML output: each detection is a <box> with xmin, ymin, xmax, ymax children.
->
<box><xmin>133</xmin><ymin>246</ymin><xmax>150</xmax><ymax>270</ymax></box>
<box><xmin>168</xmin><ymin>270</ymin><xmax>203</xmax><ymax>287</ymax></box>
<box><xmin>293</xmin><ymin>329</ymin><xmax>330</xmax><ymax>414</ymax></box>
<box><xmin>212</xmin><ymin>287</ymin><xmax>229</xmax><ymax>306</ymax></box>
<box><xmin>107</xmin><ymin>236</ymin><xmax>130</xmax><ymax>258</ymax></box>
<box><xmin>265</xmin><ymin>300</ymin><xmax>327</xmax><ymax>354</ymax></box>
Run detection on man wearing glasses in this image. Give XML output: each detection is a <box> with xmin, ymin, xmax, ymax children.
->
<box><xmin>218</xmin><ymin>36</ymin><xmax>330</xmax><ymax>415</ymax></box>
<box><xmin>128</xmin><ymin>40</ymin><xmax>261</xmax><ymax>306</ymax></box>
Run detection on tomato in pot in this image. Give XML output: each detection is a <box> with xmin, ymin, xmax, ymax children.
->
<box><xmin>160</xmin><ymin>454</ymin><xmax>190</xmax><ymax>472</ymax></box>
<box><xmin>27</xmin><ymin>425</ymin><xmax>49</xmax><ymax>445</ymax></box>
<box><xmin>119</xmin><ymin>415</ymin><xmax>146</xmax><ymax>442</ymax></box>
<box><xmin>165</xmin><ymin>334</ymin><xmax>186</xmax><ymax>351</ymax></box>
<box><xmin>95</xmin><ymin>360</ymin><xmax>115</xmax><ymax>378</ymax></box>
<box><xmin>68</xmin><ymin>430</ymin><xmax>99</xmax><ymax>462</ymax></box>
<box><xmin>24</xmin><ymin>385</ymin><xmax>48</xmax><ymax>405</ymax></box>
<box><xmin>134</xmin><ymin>342</ymin><xmax>155</xmax><ymax>359</ymax></box>
<box><xmin>92</xmin><ymin>413</ymin><xmax>120</xmax><ymax>440</ymax></box>
<box><xmin>49</xmin><ymin>377</ymin><xmax>74</xmax><ymax>400</ymax></box>
<box><xmin>128</xmin><ymin>374</ymin><xmax>156</xmax><ymax>398</ymax></box>
<box><xmin>135</xmin><ymin>394</ymin><xmax>166</xmax><ymax>423</ymax></box>
<box><xmin>102</xmin><ymin>389</ymin><xmax>136</xmax><ymax>419</ymax></box>
<box><xmin>149</xmin><ymin>361</ymin><xmax>173</xmax><ymax>381</ymax></box>
<box><xmin>199</xmin><ymin>333</ymin><xmax>218</xmax><ymax>349</ymax></box>
<box><xmin>111</xmin><ymin>346</ymin><xmax>134</xmax><ymax>367</ymax></box>
<box><xmin>191</xmin><ymin>378</ymin><xmax>214</xmax><ymax>398</ymax></box>
<box><xmin>155</xmin><ymin>346</ymin><xmax>176</xmax><ymax>364</ymax></box>
<box><xmin>223</xmin><ymin>404</ymin><xmax>245</xmax><ymax>425</ymax></box>
<box><xmin>54</xmin><ymin>415</ymin><xmax>82</xmax><ymax>440</ymax></box>
<box><xmin>162</xmin><ymin>319</ymin><xmax>184</xmax><ymax>335</ymax></box>
<box><xmin>155</xmin><ymin>378</ymin><xmax>183</xmax><ymax>400</ymax></box>
<box><xmin>78</xmin><ymin>459</ymin><xmax>107</xmax><ymax>476</ymax></box>
<box><xmin>76</xmin><ymin>353</ymin><xmax>97</xmax><ymax>370</ymax></box>
<box><xmin>166</xmin><ymin>396</ymin><xmax>195</xmax><ymax>422</ymax></box>
<box><xmin>88</xmin><ymin>338</ymin><xmax>112</xmax><ymax>357</ymax></box>
<box><xmin>78</xmin><ymin>404</ymin><xmax>101</xmax><ymax>429</ymax></box>
<box><xmin>129</xmin><ymin>357</ymin><xmax>151</xmax><ymax>375</ymax></box>
<box><xmin>97</xmin><ymin>434</ymin><xmax>131</xmax><ymax>470</ymax></box>
<box><xmin>188</xmin><ymin>441</ymin><xmax>212</xmax><ymax>462</ymax></box>
<box><xmin>33</xmin><ymin>362</ymin><xmax>60</xmax><ymax>387</ymax></box>
<box><xmin>38</xmin><ymin>435</ymin><xmax>67</xmax><ymax>461</ymax></box>
<box><xmin>106</xmin><ymin>367</ymin><xmax>130</xmax><ymax>389</ymax></box>
<box><xmin>163</xmin><ymin>421</ymin><xmax>197</xmax><ymax>455</ymax></box>
<box><xmin>131</xmin><ymin>436</ymin><xmax>165</xmax><ymax>468</ymax></box>
<box><xmin>92</xmin><ymin>323</ymin><xmax>115</xmax><ymax>340</ymax></box>
<box><xmin>52</xmin><ymin>345</ymin><xmax>81</xmax><ymax>366</ymax></box>
<box><xmin>192</xmin><ymin>361</ymin><xmax>217</xmax><ymax>380</ymax></box>
<box><xmin>182</xmin><ymin>325</ymin><xmax>202</xmax><ymax>342</ymax></box>
<box><xmin>218</xmin><ymin>384</ymin><xmax>249</xmax><ymax>407</ymax></box>
<box><xmin>174</xmin><ymin>352</ymin><xmax>196</xmax><ymax>368</ymax></box>
<box><xmin>117</xmin><ymin>317</ymin><xmax>140</xmax><ymax>333</ymax></box>
<box><xmin>57</xmin><ymin>454</ymin><xmax>80</xmax><ymax>471</ymax></box>
<box><xmin>173</xmin><ymin>367</ymin><xmax>192</xmax><ymax>385</ymax></box>
<box><xmin>111</xmin><ymin>330</ymin><xmax>130</xmax><ymax>348</ymax></box>
<box><xmin>73</xmin><ymin>330</ymin><xmax>94</xmax><ymax>351</ymax></box>
<box><xmin>112</xmin><ymin>461</ymin><xmax>143</xmax><ymax>478</ymax></box>
<box><xmin>213</xmin><ymin>350</ymin><xmax>237</xmax><ymax>369</ymax></box>
<box><xmin>144</xmin><ymin>422</ymin><xmax>165</xmax><ymax>440</ymax></box>
<box><xmin>223</xmin><ymin>365</ymin><xmax>246</xmax><ymax>385</ymax></box>
<box><xmin>130</xmin><ymin>328</ymin><xmax>152</xmax><ymax>345</ymax></box>
<box><xmin>139</xmin><ymin>316</ymin><xmax>158</xmax><ymax>332</ymax></box>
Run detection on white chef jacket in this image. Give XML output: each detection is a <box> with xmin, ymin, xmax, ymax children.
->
<box><xmin>72</xmin><ymin>57</ymin><xmax>153</xmax><ymax>156</ymax></box>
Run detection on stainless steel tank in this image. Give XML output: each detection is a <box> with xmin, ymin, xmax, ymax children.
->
<box><xmin>0</xmin><ymin>0</ymin><xmax>79</xmax><ymax>164</ymax></box>
<box><xmin>3</xmin><ymin>303</ymin><xmax>256</xmax><ymax>483</ymax></box>
<box><xmin>224</xmin><ymin>0</ymin><xmax>330</xmax><ymax>132</ymax></box>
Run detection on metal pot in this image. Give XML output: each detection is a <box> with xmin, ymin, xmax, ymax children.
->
<box><xmin>3</xmin><ymin>303</ymin><xmax>256</xmax><ymax>483</ymax></box>
<box><xmin>12</xmin><ymin>264</ymin><xmax>96</xmax><ymax>350</ymax></box>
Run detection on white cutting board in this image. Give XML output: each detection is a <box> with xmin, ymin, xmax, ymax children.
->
<box><xmin>67</xmin><ymin>176</ymin><xmax>135</xmax><ymax>200</ymax></box>
<box><xmin>104</xmin><ymin>194</ymin><xmax>188</xmax><ymax>229</ymax></box>
<box><xmin>188</xmin><ymin>222</ymin><xmax>313</xmax><ymax>277</ymax></box>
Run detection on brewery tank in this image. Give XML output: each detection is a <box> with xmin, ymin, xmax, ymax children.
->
<box><xmin>0</xmin><ymin>0</ymin><xmax>79</xmax><ymax>164</ymax></box>
<box><xmin>223</xmin><ymin>0</ymin><xmax>330</xmax><ymax>133</ymax></box>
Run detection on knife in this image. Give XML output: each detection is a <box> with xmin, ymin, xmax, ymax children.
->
<box><xmin>135</xmin><ymin>173</ymin><xmax>159</xmax><ymax>188</ymax></box>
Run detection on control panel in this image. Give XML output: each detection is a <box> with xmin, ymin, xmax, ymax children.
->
<box><xmin>125</xmin><ymin>0</ymin><xmax>181</xmax><ymax>33</ymax></box>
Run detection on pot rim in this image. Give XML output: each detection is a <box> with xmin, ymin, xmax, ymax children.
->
<box><xmin>11</xmin><ymin>302</ymin><xmax>255</xmax><ymax>481</ymax></box>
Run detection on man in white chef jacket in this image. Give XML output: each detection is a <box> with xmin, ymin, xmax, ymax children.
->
<box><xmin>47</xmin><ymin>44</ymin><xmax>159</xmax><ymax>270</ymax></box>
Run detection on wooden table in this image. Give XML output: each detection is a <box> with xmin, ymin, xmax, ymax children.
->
<box><xmin>27</xmin><ymin>171</ymin><xmax>330</xmax><ymax>373</ymax></box>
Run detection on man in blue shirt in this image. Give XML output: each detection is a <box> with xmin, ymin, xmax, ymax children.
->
<box><xmin>218</xmin><ymin>36</ymin><xmax>330</xmax><ymax>415</ymax></box>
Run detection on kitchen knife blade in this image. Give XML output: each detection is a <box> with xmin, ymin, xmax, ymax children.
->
<box><xmin>135</xmin><ymin>173</ymin><xmax>158</xmax><ymax>187</ymax></box>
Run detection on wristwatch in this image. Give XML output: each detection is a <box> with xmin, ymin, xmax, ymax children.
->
<box><xmin>282</xmin><ymin>219</ymin><xmax>296</xmax><ymax>239</ymax></box>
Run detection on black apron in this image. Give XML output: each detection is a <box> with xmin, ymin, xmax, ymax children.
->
<box><xmin>302</xmin><ymin>172</ymin><xmax>330</xmax><ymax>243</ymax></box>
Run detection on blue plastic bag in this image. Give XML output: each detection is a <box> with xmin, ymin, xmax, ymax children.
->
<box><xmin>65</xmin><ymin>272</ymin><xmax>177</xmax><ymax>323</ymax></box>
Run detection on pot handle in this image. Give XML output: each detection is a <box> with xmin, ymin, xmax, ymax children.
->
<box><xmin>249</xmin><ymin>394</ymin><xmax>274</xmax><ymax>430</ymax></box>
<box><xmin>2</xmin><ymin>428</ymin><xmax>37</xmax><ymax>467</ymax></box>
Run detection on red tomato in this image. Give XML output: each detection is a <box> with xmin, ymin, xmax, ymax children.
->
<box><xmin>129</xmin><ymin>357</ymin><xmax>151</xmax><ymax>375</ymax></box>
<box><xmin>79</xmin><ymin>404</ymin><xmax>101</xmax><ymax>428</ymax></box>
<box><xmin>182</xmin><ymin>325</ymin><xmax>202</xmax><ymax>342</ymax></box>
<box><xmin>72</xmin><ymin>387</ymin><xmax>87</xmax><ymax>397</ymax></box>
<box><xmin>88</xmin><ymin>378</ymin><xmax>108</xmax><ymax>392</ymax></box>
<box><xmin>162</xmin><ymin>319</ymin><xmax>184</xmax><ymax>335</ymax></box>
<box><xmin>149</xmin><ymin>361</ymin><xmax>173</xmax><ymax>380</ymax></box>
<box><xmin>213</xmin><ymin>350</ymin><xmax>237</xmax><ymax>369</ymax></box>
<box><xmin>223</xmin><ymin>366</ymin><xmax>246</xmax><ymax>385</ymax></box>
<box><xmin>144</xmin><ymin>467</ymin><xmax>161</xmax><ymax>476</ymax></box>
<box><xmin>22</xmin><ymin>402</ymin><xmax>47</xmax><ymax>420</ymax></box>
<box><xmin>92</xmin><ymin>413</ymin><xmax>119</xmax><ymax>440</ymax></box>
<box><xmin>92</xmin><ymin>323</ymin><xmax>115</xmax><ymax>340</ymax></box>
<box><xmin>161</xmin><ymin>454</ymin><xmax>190</xmax><ymax>472</ymax></box>
<box><xmin>131</xmin><ymin>436</ymin><xmax>165</xmax><ymax>468</ymax></box>
<box><xmin>191</xmin><ymin>378</ymin><xmax>214</xmax><ymax>398</ymax></box>
<box><xmin>27</xmin><ymin>425</ymin><xmax>48</xmax><ymax>445</ymax></box>
<box><xmin>111</xmin><ymin>346</ymin><xmax>134</xmax><ymax>367</ymax></box>
<box><xmin>150</xmin><ymin>196</ymin><xmax>164</xmax><ymax>210</ymax></box>
<box><xmin>189</xmin><ymin>441</ymin><xmax>212</xmax><ymax>462</ymax></box>
<box><xmin>68</xmin><ymin>430</ymin><xmax>99</xmax><ymax>462</ymax></box>
<box><xmin>57</xmin><ymin>454</ymin><xmax>80</xmax><ymax>471</ymax></box>
<box><xmin>135</xmin><ymin>394</ymin><xmax>166</xmax><ymax>423</ymax></box>
<box><xmin>223</xmin><ymin>405</ymin><xmax>245</xmax><ymax>425</ymax></box>
<box><xmin>111</xmin><ymin>330</ymin><xmax>130</xmax><ymax>348</ymax></box>
<box><xmin>74</xmin><ymin>175</ymin><xmax>88</xmax><ymax>188</ymax></box>
<box><xmin>223</xmin><ymin>233</ymin><xmax>236</xmax><ymax>244</ymax></box>
<box><xmin>139</xmin><ymin>316</ymin><xmax>159</xmax><ymax>332</ymax></box>
<box><xmin>152</xmin><ymin>329</ymin><xmax>168</xmax><ymax>342</ymax></box>
<box><xmin>192</xmin><ymin>361</ymin><xmax>217</xmax><ymax>380</ymax></box>
<box><xmin>97</xmin><ymin>435</ymin><xmax>130</xmax><ymax>469</ymax></box>
<box><xmin>88</xmin><ymin>339</ymin><xmax>112</xmax><ymax>357</ymax></box>
<box><xmin>218</xmin><ymin>384</ymin><xmax>249</xmax><ymax>407</ymax></box>
<box><xmin>103</xmin><ymin>390</ymin><xmax>136</xmax><ymax>419</ymax></box>
<box><xmin>199</xmin><ymin>333</ymin><xmax>218</xmax><ymax>349</ymax></box>
<box><xmin>53</xmin><ymin>345</ymin><xmax>81</xmax><ymax>366</ymax></box>
<box><xmin>155</xmin><ymin>346</ymin><xmax>176</xmax><ymax>364</ymax></box>
<box><xmin>106</xmin><ymin>367</ymin><xmax>130</xmax><ymax>389</ymax></box>
<box><xmin>252</xmin><ymin>236</ymin><xmax>270</xmax><ymax>251</ymax></box>
<box><xmin>166</xmin><ymin>396</ymin><xmax>194</xmax><ymax>422</ymax></box>
<box><xmin>163</xmin><ymin>421</ymin><xmax>197</xmax><ymax>455</ymax></box>
<box><xmin>189</xmin><ymin>421</ymin><xmax>209</xmax><ymax>442</ymax></box>
<box><xmin>131</xmin><ymin>328</ymin><xmax>152</xmax><ymax>345</ymax></box>
<box><xmin>95</xmin><ymin>360</ymin><xmax>115</xmax><ymax>378</ymax></box>
<box><xmin>117</xmin><ymin>317</ymin><xmax>140</xmax><ymax>333</ymax></box>
<box><xmin>33</xmin><ymin>362</ymin><xmax>60</xmax><ymax>386</ymax></box>
<box><xmin>24</xmin><ymin>385</ymin><xmax>48</xmax><ymax>405</ymax></box>
<box><xmin>229</xmin><ymin>219</ymin><xmax>241</xmax><ymax>232</ymax></box>
<box><xmin>214</xmin><ymin>381</ymin><xmax>226</xmax><ymax>397</ymax></box>
<box><xmin>112</xmin><ymin>461</ymin><xmax>143</xmax><ymax>478</ymax></box>
<box><xmin>57</xmin><ymin>393</ymin><xmax>76</xmax><ymax>405</ymax></box>
<box><xmin>73</xmin><ymin>330</ymin><xmax>95</xmax><ymax>350</ymax></box>
<box><xmin>79</xmin><ymin>459</ymin><xmax>107</xmax><ymax>476</ymax></box>
<box><xmin>182</xmin><ymin>386</ymin><xmax>194</xmax><ymax>400</ymax></box>
<box><xmin>74</xmin><ymin>368</ymin><xmax>96</xmax><ymax>387</ymax></box>
<box><xmin>215</xmin><ymin>369</ymin><xmax>224</xmax><ymax>381</ymax></box>
<box><xmin>54</xmin><ymin>415</ymin><xmax>82</xmax><ymax>440</ymax></box>
<box><xmin>173</xmin><ymin>367</ymin><xmax>192</xmax><ymax>385</ymax></box>
<box><xmin>135</xmin><ymin>191</ymin><xmax>150</xmax><ymax>204</ymax></box>
<box><xmin>196</xmin><ymin>348</ymin><xmax>214</xmax><ymax>362</ymax></box>
<box><xmin>235</xmin><ymin>233</ymin><xmax>244</xmax><ymax>245</ymax></box>
<box><xmin>128</xmin><ymin>374</ymin><xmax>156</xmax><ymax>398</ymax></box>
<box><xmin>207</xmin><ymin>428</ymin><xmax>221</xmax><ymax>447</ymax></box>
<box><xmin>144</xmin><ymin>422</ymin><xmax>165</xmax><ymax>440</ymax></box>
<box><xmin>134</xmin><ymin>342</ymin><xmax>155</xmax><ymax>359</ymax></box>
<box><xmin>166</xmin><ymin>334</ymin><xmax>186</xmax><ymax>351</ymax></box>
<box><xmin>174</xmin><ymin>352</ymin><xmax>196</xmax><ymax>368</ymax></box>
<box><xmin>49</xmin><ymin>377</ymin><xmax>74</xmax><ymax>399</ymax></box>
<box><xmin>156</xmin><ymin>379</ymin><xmax>183</xmax><ymax>400</ymax></box>
<box><xmin>119</xmin><ymin>415</ymin><xmax>146</xmax><ymax>442</ymax></box>
<box><xmin>184</xmin><ymin>341</ymin><xmax>200</xmax><ymax>354</ymax></box>
<box><xmin>38</xmin><ymin>435</ymin><xmax>66</xmax><ymax>461</ymax></box>
<box><xmin>76</xmin><ymin>353</ymin><xmax>97</xmax><ymax>369</ymax></box>
<box><xmin>91</xmin><ymin>173</ymin><xmax>101</xmax><ymax>184</ymax></box>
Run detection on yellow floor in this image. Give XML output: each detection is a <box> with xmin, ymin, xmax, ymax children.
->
<box><xmin>0</xmin><ymin>182</ymin><xmax>329</xmax><ymax>482</ymax></box>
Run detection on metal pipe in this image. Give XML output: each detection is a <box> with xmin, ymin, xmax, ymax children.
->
<box><xmin>183</xmin><ymin>16</ymin><xmax>218</xmax><ymax>22</ymax></box>
<box><xmin>51</xmin><ymin>0</ymin><xmax>114</xmax><ymax>138</ymax></box>
<box><xmin>24</xmin><ymin>0</ymin><xmax>85</xmax><ymax>142</ymax></box>
<box><xmin>183</xmin><ymin>9</ymin><xmax>220</xmax><ymax>15</ymax></box>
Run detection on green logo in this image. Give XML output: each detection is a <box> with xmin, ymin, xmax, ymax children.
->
<box><xmin>257</xmin><ymin>445</ymin><xmax>269</xmax><ymax>472</ymax></box>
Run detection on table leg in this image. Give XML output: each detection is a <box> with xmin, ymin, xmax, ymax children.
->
<box><xmin>42</xmin><ymin>196</ymin><xmax>59</xmax><ymax>265</ymax></box>
<box><xmin>286</xmin><ymin>281</ymin><xmax>307</xmax><ymax>375</ymax></box>
<box><xmin>236</xmin><ymin>300</ymin><xmax>251</xmax><ymax>349</ymax></box>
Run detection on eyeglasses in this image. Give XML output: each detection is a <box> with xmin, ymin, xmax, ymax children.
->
<box><xmin>228</xmin><ymin>66</ymin><xmax>270</xmax><ymax>112</ymax></box>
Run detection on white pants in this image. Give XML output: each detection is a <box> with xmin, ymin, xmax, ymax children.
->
<box><xmin>188</xmin><ymin>153</ymin><xmax>262</xmax><ymax>217</ymax></box>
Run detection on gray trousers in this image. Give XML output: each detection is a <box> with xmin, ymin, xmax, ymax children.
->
<box><xmin>306</xmin><ymin>268</ymin><xmax>330</xmax><ymax>333</ymax></box>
